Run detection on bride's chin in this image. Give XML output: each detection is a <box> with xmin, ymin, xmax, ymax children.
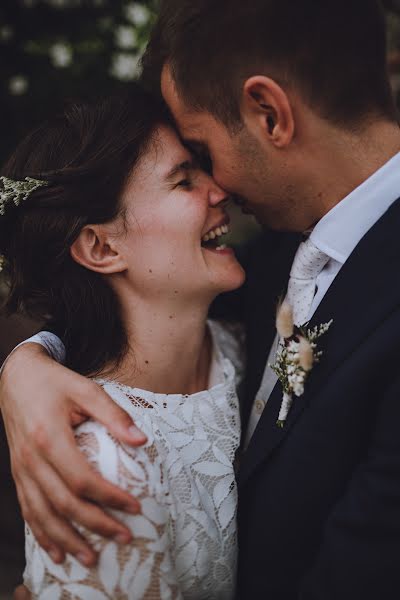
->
<box><xmin>211</xmin><ymin>265</ymin><xmax>246</xmax><ymax>294</ymax></box>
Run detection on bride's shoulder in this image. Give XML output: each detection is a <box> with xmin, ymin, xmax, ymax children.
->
<box><xmin>73</xmin><ymin>400</ymin><xmax>166</xmax><ymax>498</ymax></box>
<box><xmin>207</xmin><ymin>318</ymin><xmax>246</xmax><ymax>381</ymax></box>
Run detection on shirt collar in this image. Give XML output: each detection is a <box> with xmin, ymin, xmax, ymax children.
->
<box><xmin>309</xmin><ymin>151</ymin><xmax>400</xmax><ymax>265</ymax></box>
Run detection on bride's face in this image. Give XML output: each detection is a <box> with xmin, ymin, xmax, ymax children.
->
<box><xmin>114</xmin><ymin>125</ymin><xmax>245</xmax><ymax>302</ymax></box>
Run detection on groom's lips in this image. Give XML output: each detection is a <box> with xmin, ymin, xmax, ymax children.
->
<box><xmin>241</xmin><ymin>206</ymin><xmax>254</xmax><ymax>215</ymax></box>
<box><xmin>233</xmin><ymin>194</ymin><xmax>254</xmax><ymax>215</ymax></box>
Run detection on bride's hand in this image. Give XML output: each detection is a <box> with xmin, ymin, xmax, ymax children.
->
<box><xmin>0</xmin><ymin>343</ymin><xmax>147</xmax><ymax>566</ymax></box>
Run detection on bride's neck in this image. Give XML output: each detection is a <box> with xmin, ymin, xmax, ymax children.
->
<box><xmin>103</xmin><ymin>293</ymin><xmax>212</xmax><ymax>395</ymax></box>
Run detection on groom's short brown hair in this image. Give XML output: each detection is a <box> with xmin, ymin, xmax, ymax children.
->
<box><xmin>142</xmin><ymin>0</ymin><xmax>397</xmax><ymax>129</ymax></box>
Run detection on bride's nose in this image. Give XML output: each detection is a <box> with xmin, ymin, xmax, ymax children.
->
<box><xmin>208</xmin><ymin>181</ymin><xmax>230</xmax><ymax>207</ymax></box>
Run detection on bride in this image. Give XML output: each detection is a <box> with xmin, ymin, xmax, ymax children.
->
<box><xmin>0</xmin><ymin>87</ymin><xmax>245</xmax><ymax>599</ymax></box>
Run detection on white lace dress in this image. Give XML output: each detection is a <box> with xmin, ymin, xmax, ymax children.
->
<box><xmin>23</xmin><ymin>320</ymin><xmax>244</xmax><ymax>600</ymax></box>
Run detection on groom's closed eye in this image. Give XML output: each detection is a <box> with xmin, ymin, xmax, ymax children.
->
<box><xmin>196</xmin><ymin>151</ymin><xmax>212</xmax><ymax>176</ymax></box>
<box><xmin>184</xmin><ymin>141</ymin><xmax>213</xmax><ymax>176</ymax></box>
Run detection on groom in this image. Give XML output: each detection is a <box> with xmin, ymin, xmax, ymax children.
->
<box><xmin>3</xmin><ymin>0</ymin><xmax>400</xmax><ymax>598</ymax></box>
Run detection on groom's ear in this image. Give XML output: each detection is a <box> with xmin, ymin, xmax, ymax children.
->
<box><xmin>241</xmin><ymin>76</ymin><xmax>295</xmax><ymax>149</ymax></box>
<box><xmin>70</xmin><ymin>224</ymin><xmax>128</xmax><ymax>274</ymax></box>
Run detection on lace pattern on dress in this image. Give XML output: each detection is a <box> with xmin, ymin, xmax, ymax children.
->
<box><xmin>23</xmin><ymin>320</ymin><xmax>243</xmax><ymax>599</ymax></box>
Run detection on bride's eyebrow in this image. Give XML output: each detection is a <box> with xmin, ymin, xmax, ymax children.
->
<box><xmin>165</xmin><ymin>159</ymin><xmax>195</xmax><ymax>182</ymax></box>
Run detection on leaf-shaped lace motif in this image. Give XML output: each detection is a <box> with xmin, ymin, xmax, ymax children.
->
<box><xmin>24</xmin><ymin>320</ymin><xmax>243</xmax><ymax>599</ymax></box>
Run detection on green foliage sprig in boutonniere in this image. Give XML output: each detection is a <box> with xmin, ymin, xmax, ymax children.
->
<box><xmin>270</xmin><ymin>301</ymin><xmax>333</xmax><ymax>427</ymax></box>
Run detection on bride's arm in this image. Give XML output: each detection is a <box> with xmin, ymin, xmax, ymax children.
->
<box><xmin>0</xmin><ymin>341</ymin><xmax>147</xmax><ymax>567</ymax></box>
<box><xmin>24</xmin><ymin>419</ymin><xmax>183</xmax><ymax>600</ymax></box>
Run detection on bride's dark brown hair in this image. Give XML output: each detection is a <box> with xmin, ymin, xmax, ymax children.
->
<box><xmin>0</xmin><ymin>86</ymin><xmax>170</xmax><ymax>375</ymax></box>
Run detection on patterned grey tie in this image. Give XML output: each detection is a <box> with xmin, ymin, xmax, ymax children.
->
<box><xmin>285</xmin><ymin>238</ymin><xmax>329</xmax><ymax>326</ymax></box>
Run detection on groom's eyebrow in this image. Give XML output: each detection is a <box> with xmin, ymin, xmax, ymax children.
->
<box><xmin>165</xmin><ymin>160</ymin><xmax>195</xmax><ymax>181</ymax></box>
<box><xmin>184</xmin><ymin>139</ymin><xmax>208</xmax><ymax>155</ymax></box>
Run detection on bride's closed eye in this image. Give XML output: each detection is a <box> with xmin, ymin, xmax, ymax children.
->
<box><xmin>176</xmin><ymin>178</ymin><xmax>193</xmax><ymax>189</ymax></box>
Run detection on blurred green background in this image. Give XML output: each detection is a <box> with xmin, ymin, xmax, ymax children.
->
<box><xmin>0</xmin><ymin>0</ymin><xmax>159</xmax><ymax>167</ymax></box>
<box><xmin>1</xmin><ymin>0</ymin><xmax>400</xmax><ymax>596</ymax></box>
<box><xmin>1</xmin><ymin>0</ymin><xmax>400</xmax><ymax>168</ymax></box>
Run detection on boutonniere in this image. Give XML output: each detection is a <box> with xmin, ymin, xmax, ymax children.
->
<box><xmin>270</xmin><ymin>301</ymin><xmax>333</xmax><ymax>428</ymax></box>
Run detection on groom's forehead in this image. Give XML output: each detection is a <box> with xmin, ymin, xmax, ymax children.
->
<box><xmin>161</xmin><ymin>64</ymin><xmax>180</xmax><ymax>109</ymax></box>
<box><xmin>177</xmin><ymin>120</ymin><xmax>212</xmax><ymax>155</ymax></box>
<box><xmin>161</xmin><ymin>64</ymin><xmax>195</xmax><ymax>122</ymax></box>
<box><xmin>161</xmin><ymin>64</ymin><xmax>214</xmax><ymax>142</ymax></box>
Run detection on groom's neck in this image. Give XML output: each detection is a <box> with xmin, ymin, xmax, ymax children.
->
<box><xmin>302</xmin><ymin>118</ymin><xmax>400</xmax><ymax>225</ymax></box>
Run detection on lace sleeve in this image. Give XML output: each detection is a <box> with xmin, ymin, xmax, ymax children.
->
<box><xmin>24</xmin><ymin>419</ymin><xmax>183</xmax><ymax>600</ymax></box>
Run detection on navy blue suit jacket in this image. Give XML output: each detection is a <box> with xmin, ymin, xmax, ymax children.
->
<box><xmin>214</xmin><ymin>198</ymin><xmax>400</xmax><ymax>599</ymax></box>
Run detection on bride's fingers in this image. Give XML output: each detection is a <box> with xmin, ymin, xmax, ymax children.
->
<box><xmin>40</xmin><ymin>424</ymin><xmax>141</xmax><ymax>514</ymax></box>
<box><xmin>22</xmin><ymin>476</ymin><xmax>99</xmax><ymax>566</ymax></box>
<box><xmin>27</xmin><ymin>459</ymin><xmax>134</xmax><ymax>543</ymax></box>
<box><xmin>71</xmin><ymin>379</ymin><xmax>147</xmax><ymax>446</ymax></box>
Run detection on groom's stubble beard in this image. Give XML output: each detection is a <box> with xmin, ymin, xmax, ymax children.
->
<box><xmin>236</xmin><ymin>126</ymin><xmax>306</xmax><ymax>232</ymax></box>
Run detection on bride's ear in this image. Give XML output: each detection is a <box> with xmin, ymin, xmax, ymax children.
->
<box><xmin>241</xmin><ymin>75</ymin><xmax>295</xmax><ymax>149</ymax></box>
<box><xmin>70</xmin><ymin>224</ymin><xmax>127</xmax><ymax>274</ymax></box>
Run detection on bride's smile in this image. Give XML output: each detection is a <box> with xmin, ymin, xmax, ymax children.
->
<box><xmin>89</xmin><ymin>124</ymin><xmax>245</xmax><ymax>305</ymax></box>
<box><xmin>59</xmin><ymin>119</ymin><xmax>246</xmax><ymax>396</ymax></box>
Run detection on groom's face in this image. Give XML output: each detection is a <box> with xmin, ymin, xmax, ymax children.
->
<box><xmin>161</xmin><ymin>65</ymin><xmax>279</xmax><ymax>228</ymax></box>
<box><xmin>161</xmin><ymin>65</ymin><xmax>299</xmax><ymax>230</ymax></box>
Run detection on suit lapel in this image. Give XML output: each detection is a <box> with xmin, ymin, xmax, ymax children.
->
<box><xmin>239</xmin><ymin>197</ymin><xmax>400</xmax><ymax>487</ymax></box>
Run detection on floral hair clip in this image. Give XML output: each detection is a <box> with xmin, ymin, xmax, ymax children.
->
<box><xmin>0</xmin><ymin>176</ymin><xmax>48</xmax><ymax>216</ymax></box>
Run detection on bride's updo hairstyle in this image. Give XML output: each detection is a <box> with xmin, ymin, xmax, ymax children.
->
<box><xmin>0</xmin><ymin>86</ymin><xmax>170</xmax><ymax>375</ymax></box>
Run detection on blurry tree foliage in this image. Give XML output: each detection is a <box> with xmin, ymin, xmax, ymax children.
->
<box><xmin>0</xmin><ymin>0</ymin><xmax>159</xmax><ymax>165</ymax></box>
<box><xmin>0</xmin><ymin>1</ymin><xmax>400</xmax><ymax>167</ymax></box>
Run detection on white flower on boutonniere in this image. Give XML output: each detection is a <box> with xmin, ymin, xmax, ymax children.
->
<box><xmin>270</xmin><ymin>301</ymin><xmax>333</xmax><ymax>428</ymax></box>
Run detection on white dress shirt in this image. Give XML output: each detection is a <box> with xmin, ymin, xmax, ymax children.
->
<box><xmin>245</xmin><ymin>151</ymin><xmax>400</xmax><ymax>446</ymax></box>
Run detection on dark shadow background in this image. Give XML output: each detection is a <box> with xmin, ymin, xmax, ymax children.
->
<box><xmin>1</xmin><ymin>0</ymin><xmax>400</xmax><ymax>596</ymax></box>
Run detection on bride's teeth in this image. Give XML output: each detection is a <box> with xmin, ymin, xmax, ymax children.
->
<box><xmin>202</xmin><ymin>223</ymin><xmax>230</xmax><ymax>243</ymax></box>
<box><xmin>216</xmin><ymin>244</ymin><xmax>227</xmax><ymax>251</ymax></box>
